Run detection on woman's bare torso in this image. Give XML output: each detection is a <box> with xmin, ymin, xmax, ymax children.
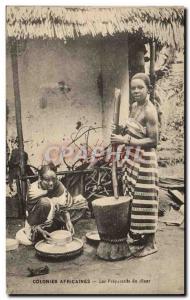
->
<box><xmin>130</xmin><ymin>100</ymin><xmax>155</xmax><ymax>127</ymax></box>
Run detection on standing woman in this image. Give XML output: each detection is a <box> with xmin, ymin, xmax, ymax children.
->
<box><xmin>111</xmin><ymin>73</ymin><xmax>159</xmax><ymax>257</ymax></box>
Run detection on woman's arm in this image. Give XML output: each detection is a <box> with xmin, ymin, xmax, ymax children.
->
<box><xmin>111</xmin><ymin>134</ymin><xmax>156</xmax><ymax>147</ymax></box>
<box><xmin>111</xmin><ymin>106</ymin><xmax>158</xmax><ymax>148</ymax></box>
<box><xmin>128</xmin><ymin>106</ymin><xmax>158</xmax><ymax>147</ymax></box>
<box><xmin>124</xmin><ymin>136</ymin><xmax>157</xmax><ymax>148</ymax></box>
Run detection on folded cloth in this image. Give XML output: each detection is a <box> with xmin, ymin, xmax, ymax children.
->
<box><xmin>16</xmin><ymin>227</ymin><xmax>32</xmax><ymax>246</ymax></box>
<box><xmin>46</xmin><ymin>193</ymin><xmax>88</xmax><ymax>222</ymax></box>
<box><xmin>28</xmin><ymin>181</ymin><xmax>47</xmax><ymax>200</ymax></box>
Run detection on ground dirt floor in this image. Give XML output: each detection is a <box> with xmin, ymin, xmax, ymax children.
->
<box><xmin>6</xmin><ymin>218</ymin><xmax>184</xmax><ymax>295</ymax></box>
<box><xmin>6</xmin><ymin>165</ymin><xmax>184</xmax><ymax>295</ymax></box>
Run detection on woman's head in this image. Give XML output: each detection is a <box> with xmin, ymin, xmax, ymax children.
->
<box><xmin>39</xmin><ymin>164</ymin><xmax>57</xmax><ymax>191</ymax></box>
<box><xmin>130</xmin><ymin>73</ymin><xmax>151</xmax><ymax>103</ymax></box>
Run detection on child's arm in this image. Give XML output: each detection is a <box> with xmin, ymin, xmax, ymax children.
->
<box><xmin>63</xmin><ymin>211</ymin><xmax>75</xmax><ymax>235</ymax></box>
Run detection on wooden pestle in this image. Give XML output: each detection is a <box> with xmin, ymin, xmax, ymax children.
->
<box><xmin>112</xmin><ymin>89</ymin><xmax>121</xmax><ymax>199</ymax></box>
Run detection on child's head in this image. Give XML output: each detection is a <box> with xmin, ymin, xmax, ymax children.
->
<box><xmin>39</xmin><ymin>163</ymin><xmax>57</xmax><ymax>191</ymax></box>
<box><xmin>130</xmin><ymin>73</ymin><xmax>151</xmax><ymax>103</ymax></box>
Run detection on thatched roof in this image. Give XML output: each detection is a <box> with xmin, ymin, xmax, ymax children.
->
<box><xmin>6</xmin><ymin>6</ymin><xmax>184</xmax><ymax>49</ymax></box>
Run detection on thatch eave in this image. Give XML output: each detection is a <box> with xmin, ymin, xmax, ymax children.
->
<box><xmin>6</xmin><ymin>6</ymin><xmax>184</xmax><ymax>49</ymax></box>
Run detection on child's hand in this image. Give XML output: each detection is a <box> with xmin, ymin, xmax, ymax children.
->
<box><xmin>41</xmin><ymin>230</ymin><xmax>52</xmax><ymax>241</ymax></box>
<box><xmin>66</xmin><ymin>220</ymin><xmax>75</xmax><ymax>236</ymax></box>
<box><xmin>36</xmin><ymin>226</ymin><xmax>52</xmax><ymax>241</ymax></box>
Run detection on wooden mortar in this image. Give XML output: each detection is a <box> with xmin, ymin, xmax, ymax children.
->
<box><xmin>92</xmin><ymin>89</ymin><xmax>131</xmax><ymax>261</ymax></box>
<box><xmin>92</xmin><ymin>196</ymin><xmax>131</xmax><ymax>260</ymax></box>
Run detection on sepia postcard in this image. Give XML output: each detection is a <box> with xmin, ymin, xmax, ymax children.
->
<box><xmin>6</xmin><ymin>6</ymin><xmax>185</xmax><ymax>295</ymax></box>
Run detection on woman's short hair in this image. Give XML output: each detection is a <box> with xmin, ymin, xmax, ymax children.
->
<box><xmin>131</xmin><ymin>73</ymin><xmax>151</xmax><ymax>89</ymax></box>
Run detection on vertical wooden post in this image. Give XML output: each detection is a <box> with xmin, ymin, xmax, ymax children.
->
<box><xmin>80</xmin><ymin>174</ymin><xmax>84</xmax><ymax>196</ymax></box>
<box><xmin>149</xmin><ymin>40</ymin><xmax>156</xmax><ymax>103</ymax></box>
<box><xmin>10</xmin><ymin>38</ymin><xmax>26</xmax><ymax>218</ymax></box>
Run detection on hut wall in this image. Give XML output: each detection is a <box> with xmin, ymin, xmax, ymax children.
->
<box><xmin>101</xmin><ymin>36</ymin><xmax>129</xmax><ymax>144</ymax></box>
<box><xmin>7</xmin><ymin>36</ymin><xmax>130</xmax><ymax>168</ymax></box>
<box><xmin>6</xmin><ymin>38</ymin><xmax>103</xmax><ymax>168</ymax></box>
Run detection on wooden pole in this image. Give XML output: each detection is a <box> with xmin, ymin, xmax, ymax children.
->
<box><xmin>149</xmin><ymin>40</ymin><xmax>156</xmax><ymax>103</ymax></box>
<box><xmin>10</xmin><ymin>38</ymin><xmax>26</xmax><ymax>218</ymax></box>
<box><xmin>112</xmin><ymin>90</ymin><xmax>121</xmax><ymax>199</ymax></box>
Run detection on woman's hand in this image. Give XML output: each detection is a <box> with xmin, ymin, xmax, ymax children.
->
<box><xmin>110</xmin><ymin>133</ymin><xmax>125</xmax><ymax>144</ymax></box>
<box><xmin>111</xmin><ymin>123</ymin><xmax>119</xmax><ymax>133</ymax></box>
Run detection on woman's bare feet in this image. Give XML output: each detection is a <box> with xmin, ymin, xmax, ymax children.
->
<box><xmin>133</xmin><ymin>244</ymin><xmax>158</xmax><ymax>257</ymax></box>
<box><xmin>131</xmin><ymin>233</ymin><xmax>158</xmax><ymax>258</ymax></box>
<box><xmin>129</xmin><ymin>236</ymin><xmax>146</xmax><ymax>246</ymax></box>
